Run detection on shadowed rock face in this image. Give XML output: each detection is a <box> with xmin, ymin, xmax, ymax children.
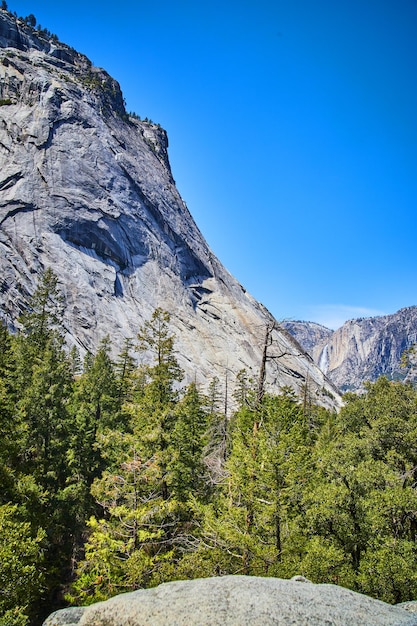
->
<box><xmin>284</xmin><ymin>306</ymin><xmax>417</xmax><ymax>392</ymax></box>
<box><xmin>42</xmin><ymin>576</ymin><xmax>417</xmax><ymax>626</ymax></box>
<box><xmin>0</xmin><ymin>8</ymin><xmax>341</xmax><ymax>409</ymax></box>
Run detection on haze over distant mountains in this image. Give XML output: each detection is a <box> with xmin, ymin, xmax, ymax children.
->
<box><xmin>0</xmin><ymin>8</ymin><xmax>341</xmax><ymax>410</ymax></box>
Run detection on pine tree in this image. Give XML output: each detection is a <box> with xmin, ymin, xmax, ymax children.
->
<box><xmin>169</xmin><ymin>382</ymin><xmax>209</xmax><ymax>500</ymax></box>
<box><xmin>0</xmin><ymin>504</ymin><xmax>45</xmax><ymax>625</ymax></box>
<box><xmin>66</xmin><ymin>337</ymin><xmax>124</xmax><ymax>523</ymax></box>
<box><xmin>69</xmin><ymin>311</ymin><xmax>186</xmax><ymax>602</ymax></box>
<box><xmin>114</xmin><ymin>337</ymin><xmax>137</xmax><ymax>405</ymax></box>
<box><xmin>68</xmin><ymin>434</ymin><xmax>166</xmax><ymax>605</ymax></box>
<box><xmin>3</xmin><ymin>271</ymin><xmax>78</xmax><ymax>620</ymax></box>
<box><xmin>10</xmin><ymin>270</ymin><xmax>73</xmax><ymax>489</ymax></box>
<box><xmin>136</xmin><ymin>308</ymin><xmax>183</xmax><ymax>408</ymax></box>
<box><xmin>292</xmin><ymin>378</ymin><xmax>417</xmax><ymax>601</ymax></box>
<box><xmin>134</xmin><ymin>309</ymin><xmax>183</xmax><ymax>500</ymax></box>
<box><xmin>0</xmin><ymin>323</ymin><xmax>20</xmax><ymax>503</ymax></box>
<box><xmin>189</xmin><ymin>389</ymin><xmax>319</xmax><ymax>578</ymax></box>
<box><xmin>18</xmin><ymin>268</ymin><xmax>63</xmax><ymax>351</ymax></box>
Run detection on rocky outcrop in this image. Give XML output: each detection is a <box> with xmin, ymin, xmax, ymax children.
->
<box><xmin>282</xmin><ymin>321</ymin><xmax>333</xmax><ymax>369</ymax></box>
<box><xmin>42</xmin><ymin>575</ymin><xmax>417</xmax><ymax>625</ymax></box>
<box><xmin>283</xmin><ymin>306</ymin><xmax>417</xmax><ymax>391</ymax></box>
<box><xmin>0</xmin><ymin>8</ymin><xmax>341</xmax><ymax>409</ymax></box>
<box><xmin>43</xmin><ymin>607</ymin><xmax>85</xmax><ymax>626</ymax></box>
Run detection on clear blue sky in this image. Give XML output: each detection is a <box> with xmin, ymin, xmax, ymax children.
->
<box><xmin>8</xmin><ymin>0</ymin><xmax>417</xmax><ymax>328</ymax></box>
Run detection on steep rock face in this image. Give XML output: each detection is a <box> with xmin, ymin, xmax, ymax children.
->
<box><xmin>0</xmin><ymin>9</ymin><xmax>341</xmax><ymax>409</ymax></box>
<box><xmin>284</xmin><ymin>307</ymin><xmax>417</xmax><ymax>391</ymax></box>
<box><xmin>282</xmin><ymin>321</ymin><xmax>333</xmax><ymax>368</ymax></box>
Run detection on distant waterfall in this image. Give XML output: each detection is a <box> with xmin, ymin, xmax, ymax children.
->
<box><xmin>319</xmin><ymin>344</ymin><xmax>329</xmax><ymax>374</ymax></box>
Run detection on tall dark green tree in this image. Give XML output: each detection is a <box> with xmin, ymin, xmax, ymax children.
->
<box><xmin>293</xmin><ymin>378</ymin><xmax>417</xmax><ymax>602</ymax></box>
<box><xmin>66</xmin><ymin>337</ymin><xmax>123</xmax><ymax>522</ymax></box>
<box><xmin>114</xmin><ymin>337</ymin><xmax>137</xmax><ymax>405</ymax></box>
<box><xmin>18</xmin><ymin>268</ymin><xmax>63</xmax><ymax>351</ymax></box>
<box><xmin>4</xmin><ymin>270</ymin><xmax>77</xmax><ymax>622</ymax></box>
<box><xmin>11</xmin><ymin>271</ymin><xmax>72</xmax><ymax>490</ymax></box>
<box><xmin>169</xmin><ymin>382</ymin><xmax>209</xmax><ymax>500</ymax></box>
<box><xmin>69</xmin><ymin>312</ymin><xmax>212</xmax><ymax>603</ymax></box>
<box><xmin>136</xmin><ymin>308</ymin><xmax>183</xmax><ymax>407</ymax></box>
<box><xmin>204</xmin><ymin>376</ymin><xmax>229</xmax><ymax>480</ymax></box>
<box><xmin>0</xmin><ymin>504</ymin><xmax>45</xmax><ymax>626</ymax></box>
<box><xmin>0</xmin><ymin>323</ymin><xmax>20</xmax><ymax>503</ymax></box>
<box><xmin>188</xmin><ymin>389</ymin><xmax>314</xmax><ymax>578</ymax></box>
<box><xmin>134</xmin><ymin>308</ymin><xmax>183</xmax><ymax>500</ymax></box>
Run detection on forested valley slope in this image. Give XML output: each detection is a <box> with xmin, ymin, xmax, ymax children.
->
<box><xmin>2</xmin><ymin>273</ymin><xmax>417</xmax><ymax>624</ymax></box>
<box><xmin>1</xmin><ymin>7</ymin><xmax>417</xmax><ymax>626</ymax></box>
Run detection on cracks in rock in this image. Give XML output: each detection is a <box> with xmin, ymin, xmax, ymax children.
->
<box><xmin>57</xmin><ymin>227</ymin><xmax>126</xmax><ymax>300</ymax></box>
<box><xmin>118</xmin><ymin>163</ymin><xmax>164</xmax><ymax>227</ymax></box>
<box><xmin>0</xmin><ymin>200</ymin><xmax>39</xmax><ymax>225</ymax></box>
<box><xmin>188</xmin><ymin>284</ymin><xmax>214</xmax><ymax>311</ymax></box>
<box><xmin>284</xmin><ymin>367</ymin><xmax>306</xmax><ymax>380</ymax></box>
<box><xmin>37</xmin><ymin>167</ymin><xmax>47</xmax><ymax>186</ymax></box>
<box><xmin>189</xmin><ymin>284</ymin><xmax>213</xmax><ymax>298</ymax></box>
<box><xmin>118</xmin><ymin>163</ymin><xmax>213</xmax><ymax>282</ymax></box>
<box><xmin>198</xmin><ymin>302</ymin><xmax>222</xmax><ymax>321</ymax></box>
<box><xmin>0</xmin><ymin>171</ymin><xmax>23</xmax><ymax>190</ymax></box>
<box><xmin>35</xmin><ymin>116</ymin><xmax>94</xmax><ymax>150</ymax></box>
<box><xmin>0</xmin><ymin>54</ymin><xmax>24</xmax><ymax>75</ymax></box>
<box><xmin>60</xmin><ymin>233</ymin><xmax>126</xmax><ymax>271</ymax></box>
<box><xmin>114</xmin><ymin>273</ymin><xmax>123</xmax><ymax>297</ymax></box>
<box><xmin>0</xmin><ymin>141</ymin><xmax>11</xmax><ymax>154</ymax></box>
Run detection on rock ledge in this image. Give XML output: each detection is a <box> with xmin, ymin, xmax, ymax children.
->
<box><xmin>43</xmin><ymin>575</ymin><xmax>417</xmax><ymax>626</ymax></box>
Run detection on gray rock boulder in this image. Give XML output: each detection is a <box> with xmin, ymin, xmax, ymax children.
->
<box><xmin>43</xmin><ymin>607</ymin><xmax>86</xmax><ymax>626</ymax></box>
<box><xmin>43</xmin><ymin>576</ymin><xmax>417</xmax><ymax>626</ymax></box>
<box><xmin>398</xmin><ymin>603</ymin><xmax>417</xmax><ymax>615</ymax></box>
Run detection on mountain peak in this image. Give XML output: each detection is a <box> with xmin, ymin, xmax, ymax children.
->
<box><xmin>284</xmin><ymin>306</ymin><xmax>417</xmax><ymax>391</ymax></box>
<box><xmin>0</xmin><ymin>8</ymin><xmax>341</xmax><ymax>410</ymax></box>
<box><xmin>0</xmin><ymin>7</ymin><xmax>127</xmax><ymax>116</ymax></box>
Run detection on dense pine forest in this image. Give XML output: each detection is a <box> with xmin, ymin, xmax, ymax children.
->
<box><xmin>2</xmin><ymin>271</ymin><xmax>417</xmax><ymax>625</ymax></box>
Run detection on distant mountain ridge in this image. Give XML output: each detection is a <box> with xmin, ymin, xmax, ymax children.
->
<box><xmin>283</xmin><ymin>306</ymin><xmax>417</xmax><ymax>391</ymax></box>
<box><xmin>0</xmin><ymin>8</ymin><xmax>340</xmax><ymax>410</ymax></box>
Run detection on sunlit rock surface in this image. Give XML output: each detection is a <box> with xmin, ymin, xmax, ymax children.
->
<box><xmin>0</xmin><ymin>9</ymin><xmax>340</xmax><ymax>409</ymax></box>
<box><xmin>284</xmin><ymin>306</ymin><xmax>417</xmax><ymax>392</ymax></box>
<box><xmin>42</xmin><ymin>576</ymin><xmax>417</xmax><ymax>626</ymax></box>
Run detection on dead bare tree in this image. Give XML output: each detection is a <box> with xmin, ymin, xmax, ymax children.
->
<box><xmin>256</xmin><ymin>321</ymin><xmax>304</xmax><ymax>407</ymax></box>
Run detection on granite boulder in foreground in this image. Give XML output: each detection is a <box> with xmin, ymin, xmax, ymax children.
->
<box><xmin>43</xmin><ymin>575</ymin><xmax>417</xmax><ymax>625</ymax></box>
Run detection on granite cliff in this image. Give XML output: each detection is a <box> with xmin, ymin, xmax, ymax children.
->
<box><xmin>284</xmin><ymin>306</ymin><xmax>417</xmax><ymax>391</ymax></box>
<box><xmin>0</xmin><ymin>9</ymin><xmax>340</xmax><ymax>409</ymax></box>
